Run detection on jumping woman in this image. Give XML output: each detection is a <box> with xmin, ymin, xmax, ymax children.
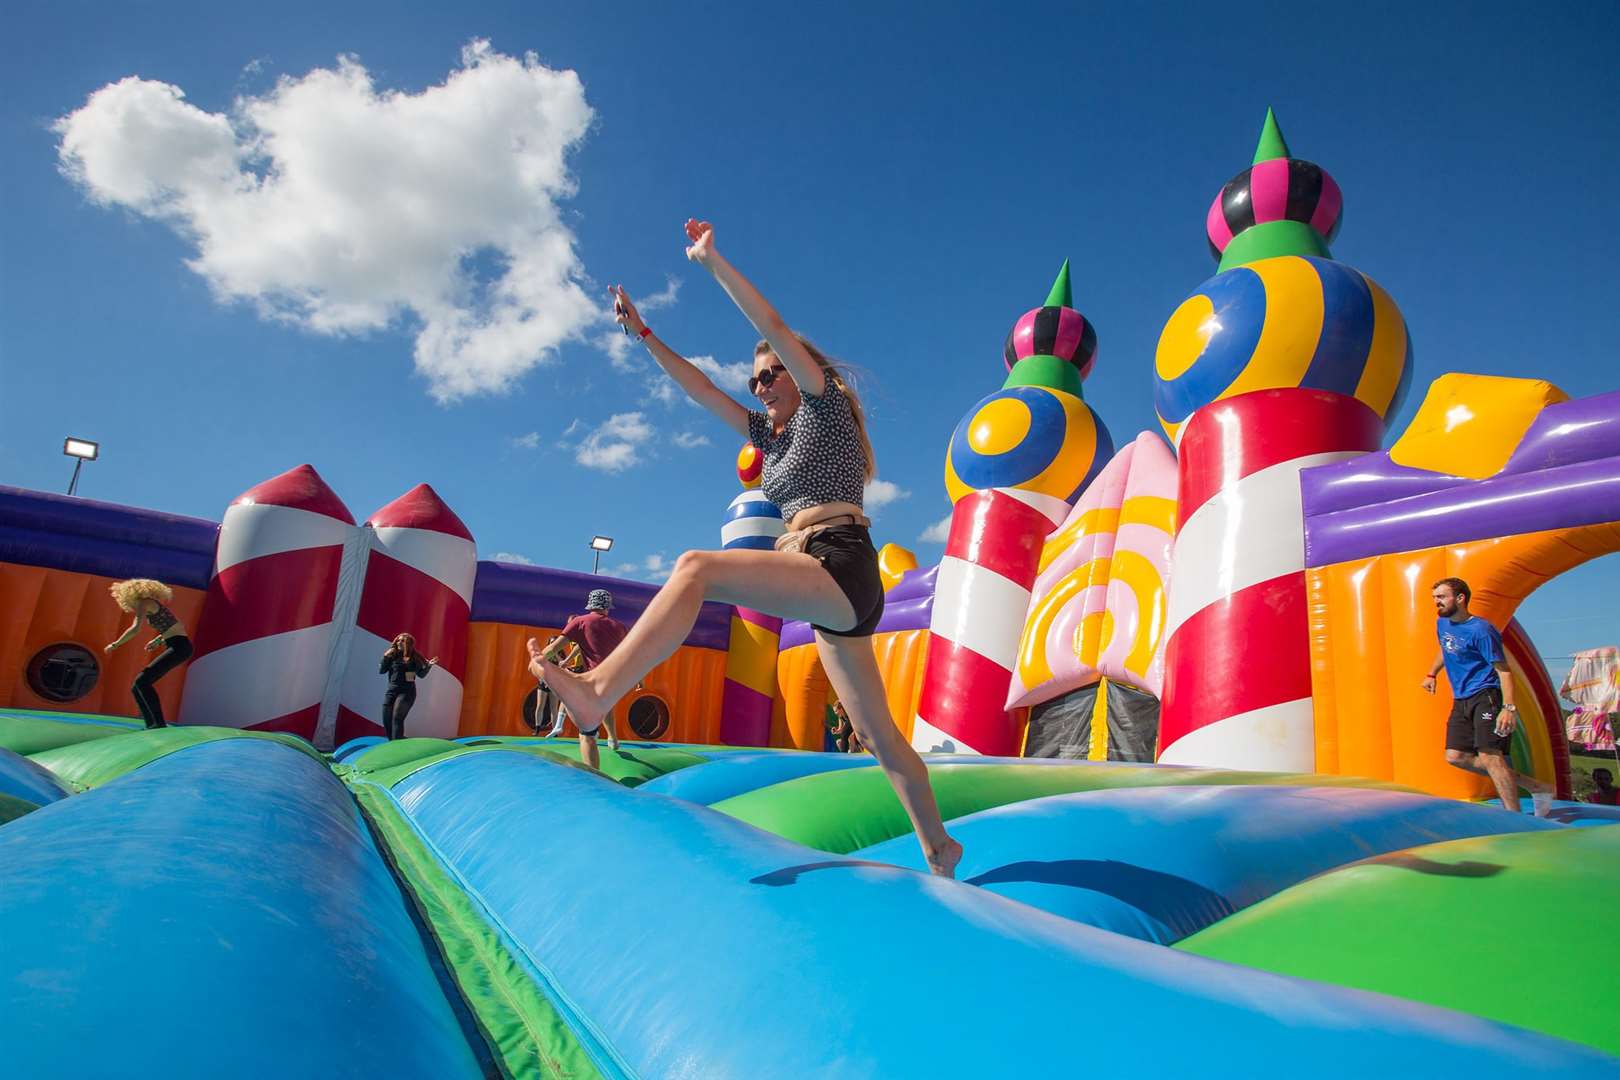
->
<box><xmin>380</xmin><ymin>633</ymin><xmax>437</xmax><ymax>741</ymax></box>
<box><xmin>105</xmin><ymin>578</ymin><xmax>193</xmax><ymax>730</ymax></box>
<box><xmin>535</xmin><ymin>219</ymin><xmax>962</xmax><ymax>876</ymax></box>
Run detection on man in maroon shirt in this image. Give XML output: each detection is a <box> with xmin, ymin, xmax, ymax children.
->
<box><xmin>527</xmin><ymin>589</ymin><xmax>629</xmax><ymax>770</ymax></box>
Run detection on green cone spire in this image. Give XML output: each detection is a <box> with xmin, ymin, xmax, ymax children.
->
<box><xmin>1043</xmin><ymin>259</ymin><xmax>1073</xmax><ymax>309</ymax></box>
<box><xmin>1252</xmin><ymin>107</ymin><xmax>1292</xmax><ymax>165</ymax></box>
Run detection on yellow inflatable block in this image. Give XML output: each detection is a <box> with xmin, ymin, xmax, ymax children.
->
<box><xmin>877</xmin><ymin>543</ymin><xmax>918</xmax><ymax>593</ymax></box>
<box><xmin>1389</xmin><ymin>373</ymin><xmax>1568</xmax><ymax>479</ymax></box>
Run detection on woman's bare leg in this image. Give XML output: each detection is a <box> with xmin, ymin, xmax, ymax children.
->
<box><xmin>578</xmin><ymin>730</ymin><xmax>600</xmax><ymax>771</ymax></box>
<box><xmin>815</xmin><ymin>630</ymin><xmax>962</xmax><ymax>878</ymax></box>
<box><xmin>535</xmin><ymin>548</ymin><xmax>855</xmax><ymax>733</ymax></box>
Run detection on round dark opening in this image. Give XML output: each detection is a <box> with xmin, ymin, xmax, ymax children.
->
<box><xmin>626</xmin><ymin>695</ymin><xmax>670</xmax><ymax>740</ymax></box>
<box><xmin>26</xmin><ymin>642</ymin><xmax>100</xmax><ymax>703</ymax></box>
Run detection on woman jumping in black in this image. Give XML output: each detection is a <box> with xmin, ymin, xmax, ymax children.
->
<box><xmin>105</xmin><ymin>578</ymin><xmax>193</xmax><ymax>730</ymax></box>
<box><xmin>537</xmin><ymin>219</ymin><xmax>961</xmax><ymax>876</ymax></box>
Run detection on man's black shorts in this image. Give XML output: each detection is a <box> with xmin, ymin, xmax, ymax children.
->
<box><xmin>1446</xmin><ymin>686</ymin><xmax>1513</xmax><ymax>756</ymax></box>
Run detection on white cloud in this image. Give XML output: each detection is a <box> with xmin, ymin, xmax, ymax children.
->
<box><xmin>575</xmin><ymin>411</ymin><xmax>654</xmax><ymax>472</ymax></box>
<box><xmin>673</xmin><ymin>431</ymin><xmax>710</xmax><ymax>449</ymax></box>
<box><xmin>609</xmin><ymin>552</ymin><xmax>673</xmax><ymax>583</ymax></box>
<box><xmin>863</xmin><ymin>479</ymin><xmax>909</xmax><ymax>513</ymax></box>
<box><xmin>55</xmin><ymin>41</ymin><xmax>599</xmax><ymax>403</ymax></box>
<box><xmin>688</xmin><ymin>354</ymin><xmax>754</xmax><ymax>395</ymax></box>
<box><xmin>489</xmin><ymin>551</ymin><xmax>534</xmax><ymax>565</ymax></box>
<box><xmin>637</xmin><ymin>274</ymin><xmax>681</xmax><ymax>312</ymax></box>
<box><xmin>919</xmin><ymin>512</ymin><xmax>953</xmax><ymax>544</ymax></box>
<box><xmin>510</xmin><ymin>431</ymin><xmax>540</xmax><ymax>450</ymax></box>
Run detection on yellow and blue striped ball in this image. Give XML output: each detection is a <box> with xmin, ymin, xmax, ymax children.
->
<box><xmin>1153</xmin><ymin>255</ymin><xmax>1412</xmax><ymax>442</ymax></box>
<box><xmin>945</xmin><ymin>384</ymin><xmax>1113</xmax><ymax>505</ymax></box>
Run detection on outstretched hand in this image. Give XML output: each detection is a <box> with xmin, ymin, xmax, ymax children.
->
<box><xmin>610</xmin><ymin>285</ymin><xmax>645</xmax><ymax>335</ymax></box>
<box><xmin>684</xmin><ymin>218</ymin><xmax>716</xmax><ymax>264</ymax></box>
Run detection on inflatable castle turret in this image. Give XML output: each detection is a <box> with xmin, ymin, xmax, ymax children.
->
<box><xmin>179</xmin><ymin>465</ymin><xmax>477</xmax><ymax>747</ymax></box>
<box><xmin>1154</xmin><ymin>109</ymin><xmax>1411</xmax><ymax>770</ymax></box>
<box><xmin>717</xmin><ymin>443</ymin><xmax>785</xmax><ymax>746</ymax></box>
<box><xmin>912</xmin><ymin>262</ymin><xmax>1113</xmax><ymax>755</ymax></box>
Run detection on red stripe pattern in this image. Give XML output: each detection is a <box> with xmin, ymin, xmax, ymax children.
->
<box><xmin>1159</xmin><ymin>388</ymin><xmax>1383</xmax><ymax>766</ymax></box>
<box><xmin>1177</xmin><ymin>389</ymin><xmax>1383</xmax><ymax>524</ymax></box>
<box><xmin>914</xmin><ymin>489</ymin><xmax>1059</xmax><ymax>754</ymax></box>
<box><xmin>190</xmin><ymin>546</ymin><xmax>343</xmax><ymax>660</ymax></box>
<box><xmin>355</xmin><ymin>551</ymin><xmax>470</xmax><ymax>682</ymax></box>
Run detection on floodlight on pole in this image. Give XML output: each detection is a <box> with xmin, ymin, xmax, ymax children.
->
<box><xmin>63</xmin><ymin>437</ymin><xmax>99</xmax><ymax>497</ymax></box>
<box><xmin>590</xmin><ymin>535</ymin><xmax>614</xmax><ymax>575</ymax></box>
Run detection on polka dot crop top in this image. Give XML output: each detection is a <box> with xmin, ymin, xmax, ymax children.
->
<box><xmin>746</xmin><ymin>377</ymin><xmax>868</xmax><ymax>521</ymax></box>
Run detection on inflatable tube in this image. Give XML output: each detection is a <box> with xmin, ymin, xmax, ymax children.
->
<box><xmin>636</xmin><ymin>749</ymin><xmax>878</xmax><ymax>804</ymax></box>
<box><xmin>0</xmin><ymin>746</ymin><xmax>72</xmax><ymax>808</ymax></box>
<box><xmin>388</xmin><ymin>751</ymin><xmax>1608</xmax><ymax>1077</ymax></box>
<box><xmin>712</xmin><ymin>761</ymin><xmax>1406</xmax><ymax>854</ymax></box>
<box><xmin>1178</xmin><ymin>825</ymin><xmax>1620</xmax><ymax>1057</ymax></box>
<box><xmin>28</xmin><ymin>725</ymin><xmax>319</xmax><ymax>791</ymax></box>
<box><xmin>0</xmin><ymin>484</ymin><xmax>217</xmax><ymax>588</ymax></box>
<box><xmin>853</xmin><ymin>785</ymin><xmax>1555</xmax><ymax>942</ymax></box>
<box><xmin>0</xmin><ymin>738</ymin><xmax>483</xmax><ymax>1078</ymax></box>
<box><xmin>0</xmin><ymin>708</ymin><xmax>139</xmax><ymax>755</ymax></box>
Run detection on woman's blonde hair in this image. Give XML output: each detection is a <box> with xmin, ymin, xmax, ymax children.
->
<box><xmin>756</xmin><ymin>335</ymin><xmax>878</xmax><ymax>482</ymax></box>
<box><xmin>109</xmin><ymin>578</ymin><xmax>172</xmax><ymax>612</ymax></box>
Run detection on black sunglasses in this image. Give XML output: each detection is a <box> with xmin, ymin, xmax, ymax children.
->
<box><xmin>749</xmin><ymin>364</ymin><xmax>788</xmax><ymax>395</ymax></box>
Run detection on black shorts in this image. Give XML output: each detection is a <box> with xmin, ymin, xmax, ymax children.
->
<box><xmin>804</xmin><ymin>524</ymin><xmax>885</xmax><ymax>638</ymax></box>
<box><xmin>1447</xmin><ymin>686</ymin><xmax>1512</xmax><ymax>756</ymax></box>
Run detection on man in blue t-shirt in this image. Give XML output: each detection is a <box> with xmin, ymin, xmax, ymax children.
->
<box><xmin>1423</xmin><ymin>577</ymin><xmax>1553</xmax><ymax>816</ymax></box>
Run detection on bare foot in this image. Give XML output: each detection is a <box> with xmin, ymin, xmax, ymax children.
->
<box><xmin>925</xmin><ymin>835</ymin><xmax>963</xmax><ymax>879</ymax></box>
<box><xmin>538</xmin><ymin>656</ymin><xmax>608</xmax><ymax>734</ymax></box>
<box><xmin>525</xmin><ymin>637</ymin><xmax>545</xmax><ymax>681</ymax></box>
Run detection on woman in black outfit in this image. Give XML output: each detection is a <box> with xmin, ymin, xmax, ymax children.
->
<box><xmin>105</xmin><ymin>578</ymin><xmax>194</xmax><ymax>730</ymax></box>
<box><xmin>380</xmin><ymin>633</ymin><xmax>437</xmax><ymax>740</ymax></box>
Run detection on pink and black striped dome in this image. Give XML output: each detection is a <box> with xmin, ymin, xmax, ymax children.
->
<box><xmin>1003</xmin><ymin>305</ymin><xmax>1097</xmax><ymax>381</ymax></box>
<box><xmin>1206</xmin><ymin>158</ymin><xmax>1342</xmax><ymax>259</ymax></box>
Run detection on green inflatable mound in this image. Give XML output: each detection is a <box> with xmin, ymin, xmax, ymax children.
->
<box><xmin>28</xmin><ymin>725</ymin><xmax>320</xmax><ymax>791</ymax></box>
<box><xmin>457</xmin><ymin>737</ymin><xmax>710</xmax><ymax>787</ymax></box>
<box><xmin>1176</xmin><ymin>826</ymin><xmax>1620</xmax><ymax>1056</ymax></box>
<box><xmin>0</xmin><ymin>709</ymin><xmax>140</xmax><ymax>756</ymax></box>
<box><xmin>712</xmin><ymin>763</ymin><xmax>1411</xmax><ymax>853</ymax></box>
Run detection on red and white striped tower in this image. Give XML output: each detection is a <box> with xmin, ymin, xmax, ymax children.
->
<box><xmin>1158</xmin><ymin>388</ymin><xmax>1381</xmax><ymax>769</ymax></box>
<box><xmin>178</xmin><ymin>464</ymin><xmax>356</xmax><ymax>737</ymax></box>
<box><xmin>911</xmin><ymin>488</ymin><xmax>1068</xmax><ymax>755</ymax></box>
<box><xmin>327</xmin><ymin>484</ymin><xmax>476</xmax><ymax>746</ymax></box>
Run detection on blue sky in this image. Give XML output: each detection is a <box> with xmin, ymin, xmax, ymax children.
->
<box><xmin>2</xmin><ymin>1</ymin><xmax>1616</xmax><ymax>691</ymax></box>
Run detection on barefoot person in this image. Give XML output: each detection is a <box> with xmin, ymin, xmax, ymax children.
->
<box><xmin>380</xmin><ymin>633</ymin><xmax>437</xmax><ymax>741</ymax></box>
<box><xmin>105</xmin><ymin>578</ymin><xmax>193</xmax><ymax>730</ymax></box>
<box><xmin>541</xmin><ymin>220</ymin><xmax>961</xmax><ymax>876</ymax></box>
<box><xmin>1424</xmin><ymin>577</ymin><xmax>1553</xmax><ymax>816</ymax></box>
<box><xmin>527</xmin><ymin>589</ymin><xmax>627</xmax><ymax>768</ymax></box>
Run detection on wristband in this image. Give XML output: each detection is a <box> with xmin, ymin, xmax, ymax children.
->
<box><xmin>638</xmin><ymin>326</ymin><xmax>653</xmax><ymax>339</ymax></box>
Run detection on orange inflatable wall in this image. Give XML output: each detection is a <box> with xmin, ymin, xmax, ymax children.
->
<box><xmin>1309</xmin><ymin>521</ymin><xmax>1620</xmax><ymax>797</ymax></box>
<box><xmin>459</xmin><ymin>621</ymin><xmax>728</xmax><ymax>743</ymax></box>
<box><xmin>0</xmin><ymin>563</ymin><xmax>205</xmax><ymax>720</ymax></box>
<box><xmin>773</xmin><ymin>628</ymin><xmax>930</xmax><ymax>749</ymax></box>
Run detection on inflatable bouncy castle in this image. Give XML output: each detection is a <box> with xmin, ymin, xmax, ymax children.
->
<box><xmin>3</xmin><ymin>110</ymin><xmax>1618</xmax><ymax>1075</ymax></box>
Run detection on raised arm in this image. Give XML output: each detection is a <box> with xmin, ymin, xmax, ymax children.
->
<box><xmin>684</xmin><ymin>219</ymin><xmax>825</xmax><ymax>398</ymax></box>
<box><xmin>612</xmin><ymin>285</ymin><xmax>749</xmax><ymax>439</ymax></box>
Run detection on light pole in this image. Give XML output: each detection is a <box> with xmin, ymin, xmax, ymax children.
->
<box><xmin>589</xmin><ymin>535</ymin><xmax>614</xmax><ymax>575</ymax></box>
<box><xmin>63</xmin><ymin>437</ymin><xmax>99</xmax><ymax>497</ymax></box>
